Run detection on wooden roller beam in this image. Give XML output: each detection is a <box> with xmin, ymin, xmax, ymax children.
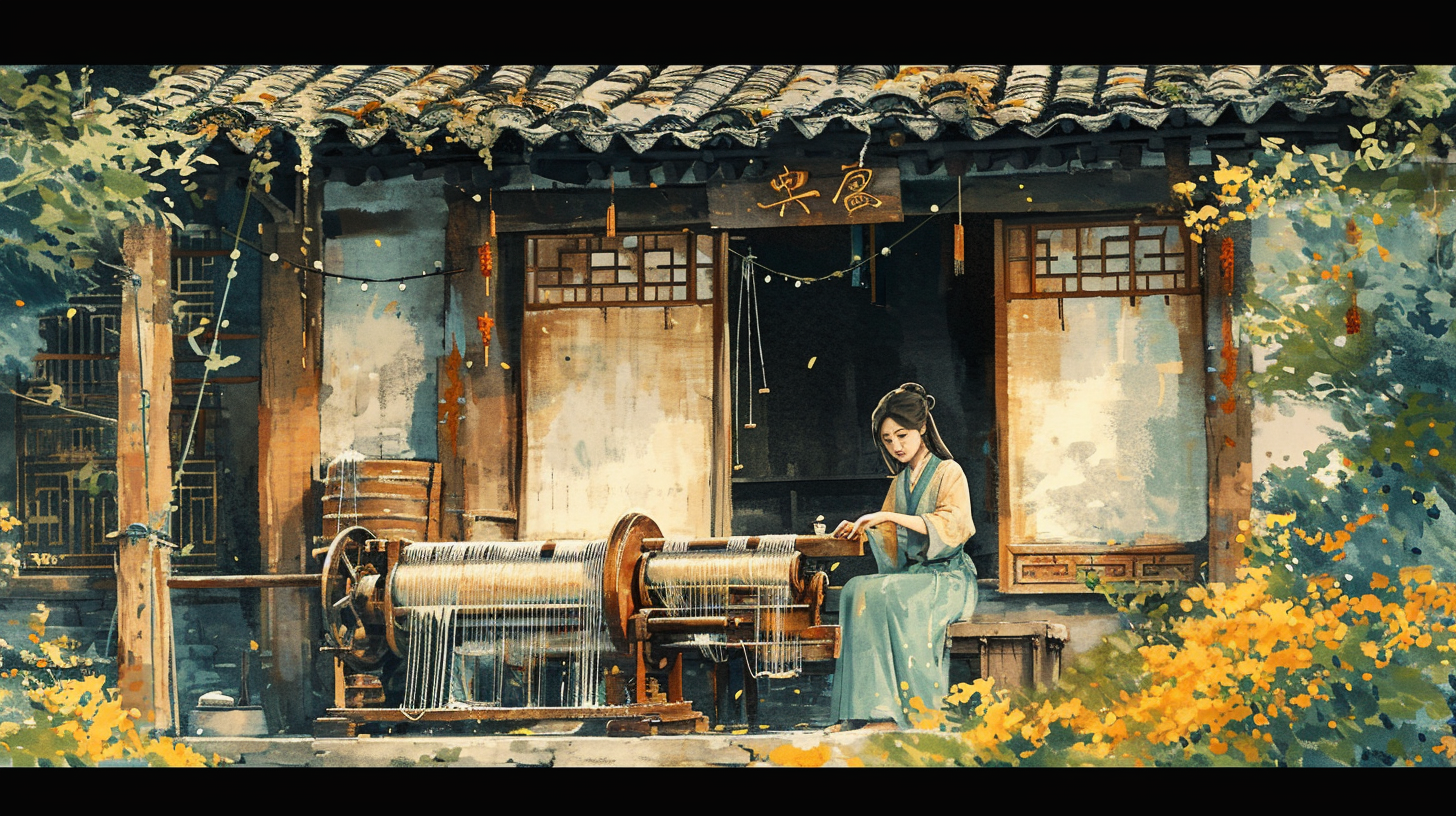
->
<box><xmin>641</xmin><ymin>535</ymin><xmax>863</xmax><ymax>557</ymax></box>
<box><xmin>168</xmin><ymin>574</ymin><xmax>321</xmax><ymax>590</ymax></box>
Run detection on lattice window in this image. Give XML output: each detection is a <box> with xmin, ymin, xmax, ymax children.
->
<box><xmin>1005</xmin><ymin>219</ymin><xmax>1198</xmax><ymax>299</ymax></box>
<box><xmin>526</xmin><ymin>232</ymin><xmax>716</xmax><ymax>307</ymax></box>
<box><xmin>16</xmin><ymin>406</ymin><xmax>119</xmax><ymax>572</ymax></box>
<box><xmin>173</xmin><ymin>225</ymin><xmax>223</xmax><ymax>331</ymax></box>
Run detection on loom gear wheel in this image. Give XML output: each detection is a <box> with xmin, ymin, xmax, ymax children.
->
<box><xmin>603</xmin><ymin>512</ymin><xmax>658</xmax><ymax>652</ymax></box>
<box><xmin>320</xmin><ymin>525</ymin><xmax>392</xmax><ymax>671</ymax></box>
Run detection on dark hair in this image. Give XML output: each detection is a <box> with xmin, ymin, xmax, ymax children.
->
<box><xmin>871</xmin><ymin>383</ymin><xmax>953</xmax><ymax>474</ymax></box>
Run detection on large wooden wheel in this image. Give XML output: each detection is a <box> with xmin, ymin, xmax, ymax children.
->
<box><xmin>320</xmin><ymin>525</ymin><xmax>391</xmax><ymax>671</ymax></box>
<box><xmin>603</xmin><ymin>512</ymin><xmax>658</xmax><ymax>652</ymax></box>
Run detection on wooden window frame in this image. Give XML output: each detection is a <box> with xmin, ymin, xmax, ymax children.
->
<box><xmin>994</xmin><ymin>215</ymin><xmax>1212</xmax><ymax>593</ymax></box>
<box><xmin>525</xmin><ymin>231</ymin><xmax>715</xmax><ymax>309</ymax></box>
<box><xmin>1004</xmin><ymin>217</ymin><xmax>1200</xmax><ymax>300</ymax></box>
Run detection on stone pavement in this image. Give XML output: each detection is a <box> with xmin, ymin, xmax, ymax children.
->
<box><xmin>185</xmin><ymin>728</ymin><xmax>897</xmax><ymax>767</ymax></box>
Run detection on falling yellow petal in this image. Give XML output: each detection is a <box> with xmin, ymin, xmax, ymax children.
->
<box><xmin>374</xmin><ymin>239</ymin><xmax>382</xmax><ymax>247</ymax></box>
<box><xmin>807</xmin><ymin>357</ymin><xmax>817</xmax><ymax>369</ymax></box>
<box><xmin>66</xmin><ymin>308</ymin><xmax>77</xmax><ymax>319</ymax></box>
<box><xmin>500</xmin><ymin>362</ymin><xmax>510</xmax><ymax>370</ymax></box>
<box><xmin>249</xmin><ymin>640</ymin><xmax>259</xmax><ymax>651</ymax></box>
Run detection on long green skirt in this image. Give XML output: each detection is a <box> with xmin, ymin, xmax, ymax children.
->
<box><xmin>828</xmin><ymin>556</ymin><xmax>977</xmax><ymax>727</ymax></box>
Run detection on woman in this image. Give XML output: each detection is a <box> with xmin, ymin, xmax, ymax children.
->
<box><xmin>828</xmin><ymin>383</ymin><xmax>978</xmax><ymax>731</ymax></box>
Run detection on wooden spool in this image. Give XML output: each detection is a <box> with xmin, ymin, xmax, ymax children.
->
<box><xmin>322</xmin><ymin>458</ymin><xmax>441</xmax><ymax>542</ymax></box>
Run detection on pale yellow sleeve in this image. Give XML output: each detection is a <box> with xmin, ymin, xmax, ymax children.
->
<box><xmin>865</xmin><ymin>483</ymin><xmax>901</xmax><ymax>572</ymax></box>
<box><xmin>921</xmin><ymin>461</ymin><xmax>975</xmax><ymax>562</ymax></box>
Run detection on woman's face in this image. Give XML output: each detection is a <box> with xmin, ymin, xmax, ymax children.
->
<box><xmin>879</xmin><ymin>416</ymin><xmax>926</xmax><ymax>466</ymax></box>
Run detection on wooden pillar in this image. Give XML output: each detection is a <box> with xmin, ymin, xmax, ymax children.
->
<box><xmin>257</xmin><ymin>177</ymin><xmax>325</xmax><ymax>732</ymax></box>
<box><xmin>438</xmin><ymin>199</ymin><xmax>474</xmax><ymax>542</ymax></box>
<box><xmin>448</xmin><ymin>197</ymin><xmax>518</xmax><ymax>542</ymax></box>
<box><xmin>1205</xmin><ymin>224</ymin><xmax>1254</xmax><ymax>583</ymax></box>
<box><xmin>993</xmin><ymin>220</ymin><xmax>1013</xmax><ymax>591</ymax></box>
<box><xmin>115</xmin><ymin>223</ymin><xmax>175</xmax><ymax>733</ymax></box>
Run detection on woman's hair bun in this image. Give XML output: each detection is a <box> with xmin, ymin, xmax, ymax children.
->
<box><xmin>897</xmin><ymin>382</ymin><xmax>934</xmax><ymax>411</ymax></box>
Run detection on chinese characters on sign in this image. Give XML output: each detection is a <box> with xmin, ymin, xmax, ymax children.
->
<box><xmin>756</xmin><ymin>165</ymin><xmax>884</xmax><ymax>217</ymax></box>
<box><xmin>709</xmin><ymin>159</ymin><xmax>902</xmax><ymax>229</ymax></box>
<box><xmin>757</xmin><ymin>167</ymin><xmax>820</xmax><ymax>216</ymax></box>
<box><xmin>832</xmin><ymin>165</ymin><xmax>882</xmax><ymax>213</ymax></box>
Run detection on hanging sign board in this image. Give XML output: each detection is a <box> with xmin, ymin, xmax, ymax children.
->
<box><xmin>708</xmin><ymin>159</ymin><xmax>902</xmax><ymax>229</ymax></box>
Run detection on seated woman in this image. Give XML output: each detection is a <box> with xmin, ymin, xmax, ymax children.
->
<box><xmin>828</xmin><ymin>383</ymin><xmax>978</xmax><ymax>731</ymax></box>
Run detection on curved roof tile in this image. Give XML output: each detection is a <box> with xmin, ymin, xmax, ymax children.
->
<box><xmin>121</xmin><ymin>64</ymin><xmax>1420</xmax><ymax>156</ymax></box>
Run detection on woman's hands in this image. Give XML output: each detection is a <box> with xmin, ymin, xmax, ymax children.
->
<box><xmin>832</xmin><ymin>511</ymin><xmax>929</xmax><ymax>539</ymax></box>
<box><xmin>833</xmin><ymin>512</ymin><xmax>891</xmax><ymax>539</ymax></box>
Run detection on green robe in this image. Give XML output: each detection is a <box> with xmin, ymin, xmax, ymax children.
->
<box><xmin>829</xmin><ymin>454</ymin><xmax>978</xmax><ymax>727</ymax></box>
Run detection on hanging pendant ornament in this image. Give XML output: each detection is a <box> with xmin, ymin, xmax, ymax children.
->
<box><xmin>606</xmin><ymin>177</ymin><xmax>617</xmax><ymax>238</ymax></box>
<box><xmin>478</xmin><ymin>241</ymin><xmax>493</xmax><ymax>298</ymax></box>
<box><xmin>953</xmin><ymin>176</ymin><xmax>965</xmax><ymax>276</ymax></box>
<box><xmin>1345</xmin><ymin>291</ymin><xmax>1361</xmax><ymax>335</ymax></box>
<box><xmin>477</xmin><ymin>314</ymin><xmax>495</xmax><ymax>367</ymax></box>
<box><xmin>488</xmin><ymin>188</ymin><xmax>497</xmax><ymax>241</ymax></box>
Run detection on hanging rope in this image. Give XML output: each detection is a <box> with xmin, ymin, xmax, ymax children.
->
<box><xmin>173</xmin><ymin>182</ymin><xmax>254</xmax><ymax>496</ymax></box>
<box><xmin>734</xmin><ymin>251</ymin><xmax>768</xmax><ymax>434</ymax></box>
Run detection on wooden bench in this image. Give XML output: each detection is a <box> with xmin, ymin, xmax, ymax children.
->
<box><xmin>946</xmin><ymin>621</ymin><xmax>1069</xmax><ymax>691</ymax></box>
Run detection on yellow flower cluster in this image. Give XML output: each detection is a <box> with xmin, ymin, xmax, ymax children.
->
<box><xmin>1179</xmin><ymin>123</ymin><xmax>1418</xmax><ymax>245</ymax></box>
<box><xmin>5</xmin><ymin>675</ymin><xmax>218</xmax><ymax>767</ymax></box>
<box><xmin>917</xmin><ymin>519</ymin><xmax>1456</xmax><ymax>766</ymax></box>
<box><xmin>0</xmin><ymin>505</ymin><xmax>20</xmax><ymax>533</ymax></box>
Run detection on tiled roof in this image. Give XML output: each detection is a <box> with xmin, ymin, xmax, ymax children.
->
<box><xmin>122</xmin><ymin>65</ymin><xmax>1414</xmax><ymax>156</ymax></box>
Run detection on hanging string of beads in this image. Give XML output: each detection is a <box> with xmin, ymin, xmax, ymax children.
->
<box><xmin>724</xmin><ymin>183</ymin><xmax>970</xmax><ymax>285</ymax></box>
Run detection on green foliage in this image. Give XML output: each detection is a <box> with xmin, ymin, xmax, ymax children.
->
<box><xmin>0</xmin><ymin>66</ymin><xmax>211</xmax><ymax>289</ymax></box>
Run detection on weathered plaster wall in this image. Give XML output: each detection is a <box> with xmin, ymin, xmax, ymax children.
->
<box><xmin>1247</xmin><ymin>212</ymin><xmax>1348</xmax><ymax>484</ymax></box>
<box><xmin>320</xmin><ymin>176</ymin><xmax>448</xmax><ymax>463</ymax></box>
<box><xmin>1006</xmin><ymin>295</ymin><xmax>1209</xmax><ymax>544</ymax></box>
<box><xmin>521</xmin><ymin>304</ymin><xmax>714</xmax><ymax>539</ymax></box>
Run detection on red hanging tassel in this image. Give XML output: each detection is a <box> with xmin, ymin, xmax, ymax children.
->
<box><xmin>477</xmin><ymin>314</ymin><xmax>495</xmax><ymax>366</ymax></box>
<box><xmin>952</xmin><ymin>177</ymin><xmax>965</xmax><ymax>276</ymax></box>
<box><xmin>1220</xmin><ymin>237</ymin><xmax>1235</xmax><ymax>296</ymax></box>
<box><xmin>952</xmin><ymin>223</ymin><xmax>965</xmax><ymax>276</ymax></box>
<box><xmin>488</xmin><ymin>189</ymin><xmax>497</xmax><ymax>240</ymax></box>
<box><xmin>606</xmin><ymin>177</ymin><xmax>616</xmax><ymax>238</ymax></box>
<box><xmin>478</xmin><ymin>242</ymin><xmax>493</xmax><ymax>297</ymax></box>
<box><xmin>1345</xmin><ymin>296</ymin><xmax>1361</xmax><ymax>335</ymax></box>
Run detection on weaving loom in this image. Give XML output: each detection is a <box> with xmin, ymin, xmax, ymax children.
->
<box><xmin>315</xmin><ymin>512</ymin><xmax>858</xmax><ymax>734</ymax></box>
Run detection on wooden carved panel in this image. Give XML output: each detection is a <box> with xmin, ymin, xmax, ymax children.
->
<box><xmin>1013</xmin><ymin>552</ymin><xmax>1196</xmax><ymax>586</ymax></box>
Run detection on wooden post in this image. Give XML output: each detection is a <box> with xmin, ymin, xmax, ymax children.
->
<box><xmin>1205</xmin><ymin>225</ymin><xmax>1254</xmax><ymax>583</ymax></box>
<box><xmin>439</xmin><ymin>199</ymin><xmax>475</xmax><ymax>542</ymax></box>
<box><xmin>257</xmin><ymin>176</ymin><xmax>325</xmax><ymax>732</ymax></box>
<box><xmin>449</xmin><ymin>197</ymin><xmax>518</xmax><ymax>542</ymax></box>
<box><xmin>115</xmin><ymin>224</ymin><xmax>175</xmax><ymax>733</ymax></box>
<box><xmin>992</xmin><ymin>220</ymin><xmax>1013</xmax><ymax>591</ymax></box>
